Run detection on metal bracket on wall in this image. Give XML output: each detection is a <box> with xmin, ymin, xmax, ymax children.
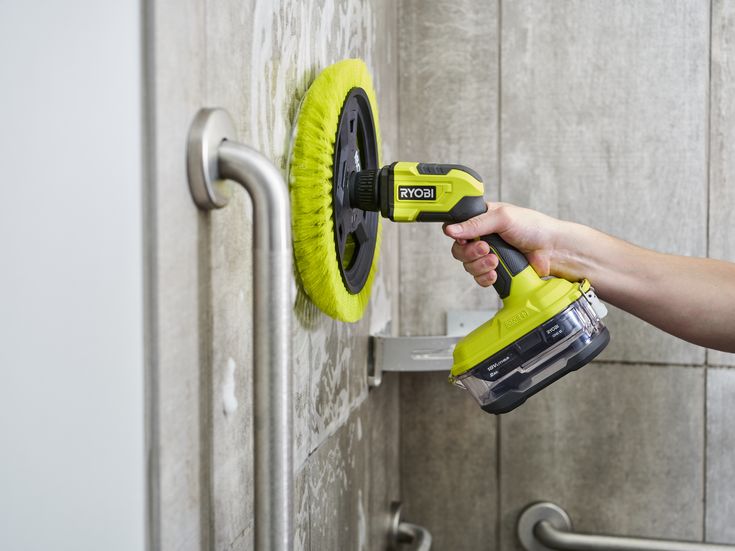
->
<box><xmin>368</xmin><ymin>309</ymin><xmax>496</xmax><ymax>388</ymax></box>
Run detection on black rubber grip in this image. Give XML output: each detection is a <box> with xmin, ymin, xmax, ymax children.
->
<box><xmin>415</xmin><ymin>196</ymin><xmax>487</xmax><ymax>223</ymax></box>
<box><xmin>480</xmin><ymin>234</ymin><xmax>530</xmax><ymax>299</ymax></box>
<box><xmin>416</xmin><ymin>163</ymin><xmax>484</xmax><ymax>182</ymax></box>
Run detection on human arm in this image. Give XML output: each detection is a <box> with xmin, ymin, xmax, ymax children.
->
<box><xmin>444</xmin><ymin>202</ymin><xmax>735</xmax><ymax>353</ymax></box>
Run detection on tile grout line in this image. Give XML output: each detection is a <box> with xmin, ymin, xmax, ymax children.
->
<box><xmin>496</xmin><ymin>0</ymin><xmax>503</xmax><ymax>205</ymax></box>
<box><xmin>703</xmin><ymin>0</ymin><xmax>714</xmax><ymax>540</ymax></box>
<box><xmin>704</xmin><ymin>365</ymin><xmax>709</xmax><ymax>542</ymax></box>
<box><xmin>594</xmin><ymin>358</ymin><xmax>708</xmax><ymax>369</ymax></box>
<box><xmin>395</xmin><ymin>0</ymin><xmax>404</xmax><ymax>514</ymax></box>
<box><xmin>705</xmin><ymin>0</ymin><xmax>714</xmax><ymax>370</ymax></box>
<box><xmin>702</xmin><ymin>0</ymin><xmax>715</xmax><ymax>539</ymax></box>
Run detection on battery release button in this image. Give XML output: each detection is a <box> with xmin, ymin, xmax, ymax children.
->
<box><xmin>516</xmin><ymin>330</ymin><xmax>544</xmax><ymax>353</ymax></box>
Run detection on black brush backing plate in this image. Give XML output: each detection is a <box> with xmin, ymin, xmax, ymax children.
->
<box><xmin>332</xmin><ymin>87</ymin><xmax>379</xmax><ymax>294</ymax></box>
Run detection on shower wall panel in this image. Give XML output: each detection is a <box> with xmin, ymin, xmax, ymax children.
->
<box><xmin>398</xmin><ymin>1</ymin><xmax>735</xmax><ymax>550</ymax></box>
<box><xmin>397</xmin><ymin>0</ymin><xmax>501</xmax><ymax>548</ymax></box>
<box><xmin>147</xmin><ymin>0</ymin><xmax>400</xmax><ymax>549</ymax></box>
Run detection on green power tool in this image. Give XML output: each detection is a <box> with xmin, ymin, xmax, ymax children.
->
<box><xmin>348</xmin><ymin>161</ymin><xmax>611</xmax><ymax>414</ymax></box>
<box><xmin>289</xmin><ymin>59</ymin><xmax>609</xmax><ymax>414</ymax></box>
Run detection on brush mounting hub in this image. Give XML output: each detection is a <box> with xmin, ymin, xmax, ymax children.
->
<box><xmin>332</xmin><ymin>87</ymin><xmax>379</xmax><ymax>294</ymax></box>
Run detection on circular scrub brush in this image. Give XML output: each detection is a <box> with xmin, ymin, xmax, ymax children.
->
<box><xmin>289</xmin><ymin>59</ymin><xmax>382</xmax><ymax>322</ymax></box>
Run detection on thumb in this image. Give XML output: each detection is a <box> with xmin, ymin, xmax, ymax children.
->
<box><xmin>444</xmin><ymin>208</ymin><xmax>502</xmax><ymax>240</ymax></box>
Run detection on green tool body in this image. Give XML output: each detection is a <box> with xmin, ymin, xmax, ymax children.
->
<box><xmin>350</xmin><ymin>161</ymin><xmax>610</xmax><ymax>414</ymax></box>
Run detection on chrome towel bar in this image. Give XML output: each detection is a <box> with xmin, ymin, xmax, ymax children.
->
<box><xmin>518</xmin><ymin>502</ymin><xmax>735</xmax><ymax>551</ymax></box>
<box><xmin>187</xmin><ymin>108</ymin><xmax>293</xmax><ymax>551</ymax></box>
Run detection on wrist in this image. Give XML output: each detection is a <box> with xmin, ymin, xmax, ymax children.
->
<box><xmin>549</xmin><ymin>220</ymin><xmax>602</xmax><ymax>282</ymax></box>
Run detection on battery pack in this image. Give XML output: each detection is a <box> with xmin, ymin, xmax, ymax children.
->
<box><xmin>453</xmin><ymin>292</ymin><xmax>610</xmax><ymax>414</ymax></box>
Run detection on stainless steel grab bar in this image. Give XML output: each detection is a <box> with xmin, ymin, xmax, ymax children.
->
<box><xmin>397</xmin><ymin>522</ymin><xmax>433</xmax><ymax>551</ymax></box>
<box><xmin>187</xmin><ymin>108</ymin><xmax>293</xmax><ymax>551</ymax></box>
<box><xmin>388</xmin><ymin>502</ymin><xmax>433</xmax><ymax>551</ymax></box>
<box><xmin>518</xmin><ymin>502</ymin><xmax>735</xmax><ymax>551</ymax></box>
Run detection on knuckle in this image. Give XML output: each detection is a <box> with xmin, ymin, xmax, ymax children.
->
<box><xmin>474</xmin><ymin>274</ymin><xmax>490</xmax><ymax>287</ymax></box>
<box><xmin>494</xmin><ymin>205</ymin><xmax>510</xmax><ymax>224</ymax></box>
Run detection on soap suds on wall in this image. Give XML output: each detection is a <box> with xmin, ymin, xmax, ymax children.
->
<box><xmin>249</xmin><ymin>0</ymin><xmax>384</xmax><ymax>474</ymax></box>
<box><xmin>250</xmin><ymin>0</ymin><xmax>376</xmax><ymax>166</ymax></box>
<box><xmin>223</xmin><ymin>357</ymin><xmax>239</xmax><ymax>415</ymax></box>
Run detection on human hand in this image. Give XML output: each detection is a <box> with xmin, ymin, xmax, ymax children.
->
<box><xmin>443</xmin><ymin>202</ymin><xmax>570</xmax><ymax>287</ymax></box>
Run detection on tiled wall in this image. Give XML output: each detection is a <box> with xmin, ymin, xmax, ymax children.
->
<box><xmin>146</xmin><ymin>0</ymin><xmax>400</xmax><ymax>549</ymax></box>
<box><xmin>399</xmin><ymin>1</ymin><xmax>735</xmax><ymax>550</ymax></box>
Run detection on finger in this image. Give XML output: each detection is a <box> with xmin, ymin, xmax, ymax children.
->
<box><xmin>451</xmin><ymin>240</ymin><xmax>490</xmax><ymax>262</ymax></box>
<box><xmin>444</xmin><ymin>203</ymin><xmax>508</xmax><ymax>240</ymax></box>
<box><xmin>474</xmin><ymin>270</ymin><xmax>498</xmax><ymax>287</ymax></box>
<box><xmin>462</xmin><ymin>253</ymin><xmax>499</xmax><ymax>277</ymax></box>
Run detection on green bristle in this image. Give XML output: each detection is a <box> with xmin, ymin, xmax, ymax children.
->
<box><xmin>289</xmin><ymin>59</ymin><xmax>382</xmax><ymax>323</ymax></box>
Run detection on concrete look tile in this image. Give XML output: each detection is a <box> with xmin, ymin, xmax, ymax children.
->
<box><xmin>149</xmin><ymin>0</ymin><xmax>208</xmax><ymax>548</ymax></box>
<box><xmin>400</xmin><ymin>372</ymin><xmax>498</xmax><ymax>551</ymax></box>
<box><xmin>306</xmin><ymin>376</ymin><xmax>400</xmax><ymax>551</ymax></box>
<box><xmin>307</xmin><ymin>405</ymin><xmax>371</xmax><ymax>551</ymax></box>
<box><xmin>208</xmin><ymin>197</ymin><xmax>255</xmax><ymax>551</ymax></box>
<box><xmin>709</xmin><ymin>350</ymin><xmax>735</xmax><ymax>366</ymax></box>
<box><xmin>706</xmin><ymin>368</ymin><xmax>735</xmax><ymax>543</ymax></box>
<box><xmin>366</xmin><ymin>374</ymin><xmax>401</xmax><ymax>551</ymax></box>
<box><xmin>152</xmin><ymin>0</ymin><xmax>402</xmax><ymax>548</ymax></box>
<box><xmin>295</xmin><ymin>465</ymin><xmax>310</xmax><ymax>551</ymax></box>
<box><xmin>398</xmin><ymin>0</ymin><xmax>500</xmax><ymax>336</ymax></box>
<box><xmin>709</xmin><ymin>0</ymin><xmax>735</xmax><ymax>367</ymax></box>
<box><xmin>501</xmin><ymin>0</ymin><xmax>708</xmax><ymax>364</ymax></box>
<box><xmin>499</xmin><ymin>362</ymin><xmax>704</xmax><ymax>550</ymax></box>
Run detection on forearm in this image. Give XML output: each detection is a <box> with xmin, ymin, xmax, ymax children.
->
<box><xmin>553</xmin><ymin>222</ymin><xmax>735</xmax><ymax>352</ymax></box>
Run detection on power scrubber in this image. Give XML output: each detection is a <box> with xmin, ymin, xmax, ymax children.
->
<box><xmin>288</xmin><ymin>59</ymin><xmax>610</xmax><ymax>414</ymax></box>
<box><xmin>350</xmin><ymin>162</ymin><xmax>610</xmax><ymax>414</ymax></box>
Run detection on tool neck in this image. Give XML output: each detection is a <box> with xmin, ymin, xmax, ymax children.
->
<box><xmin>498</xmin><ymin>265</ymin><xmax>547</xmax><ymax>308</ymax></box>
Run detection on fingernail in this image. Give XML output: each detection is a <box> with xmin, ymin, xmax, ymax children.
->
<box><xmin>448</xmin><ymin>224</ymin><xmax>462</xmax><ymax>235</ymax></box>
<box><xmin>479</xmin><ymin>242</ymin><xmax>490</xmax><ymax>254</ymax></box>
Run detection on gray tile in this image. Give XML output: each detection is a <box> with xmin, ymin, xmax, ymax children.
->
<box><xmin>367</xmin><ymin>374</ymin><xmax>401</xmax><ymax>551</ymax></box>
<box><xmin>305</xmin><ymin>375</ymin><xmax>401</xmax><ymax>551</ymax></box>
<box><xmin>597</xmin><ymin>306</ymin><xmax>706</xmax><ymax>366</ymax></box>
<box><xmin>305</xmin><ymin>315</ymin><xmax>371</xmax><ymax>454</ymax></box>
<box><xmin>499</xmin><ymin>362</ymin><xmax>704</xmax><ymax>550</ymax></box>
<box><xmin>152</xmin><ymin>0</ymin><xmax>403</xmax><ymax>548</ymax></box>
<box><xmin>295</xmin><ymin>465</ymin><xmax>310</xmax><ymax>551</ymax></box>
<box><xmin>307</xmin><ymin>405</ymin><xmax>370</xmax><ymax>551</ymax></box>
<box><xmin>400</xmin><ymin>372</ymin><xmax>498</xmax><ymax>551</ymax></box>
<box><xmin>709</xmin><ymin>350</ymin><xmax>735</xmax><ymax>366</ymax></box>
<box><xmin>398</xmin><ymin>0</ymin><xmax>500</xmax><ymax>336</ymax></box>
<box><xmin>501</xmin><ymin>0</ymin><xmax>708</xmax><ymax>365</ymax></box>
<box><xmin>148</xmin><ymin>0</ymin><xmax>208</xmax><ymax>547</ymax></box>
<box><xmin>706</xmin><ymin>367</ymin><xmax>735</xmax><ymax>543</ymax></box>
<box><xmin>709</xmin><ymin>0</ymin><xmax>735</xmax><ymax>367</ymax></box>
<box><xmin>209</xmin><ymin>199</ymin><xmax>255</xmax><ymax>550</ymax></box>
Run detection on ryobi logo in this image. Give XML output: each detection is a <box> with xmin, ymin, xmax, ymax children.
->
<box><xmin>504</xmin><ymin>310</ymin><xmax>529</xmax><ymax>329</ymax></box>
<box><xmin>398</xmin><ymin>186</ymin><xmax>436</xmax><ymax>201</ymax></box>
